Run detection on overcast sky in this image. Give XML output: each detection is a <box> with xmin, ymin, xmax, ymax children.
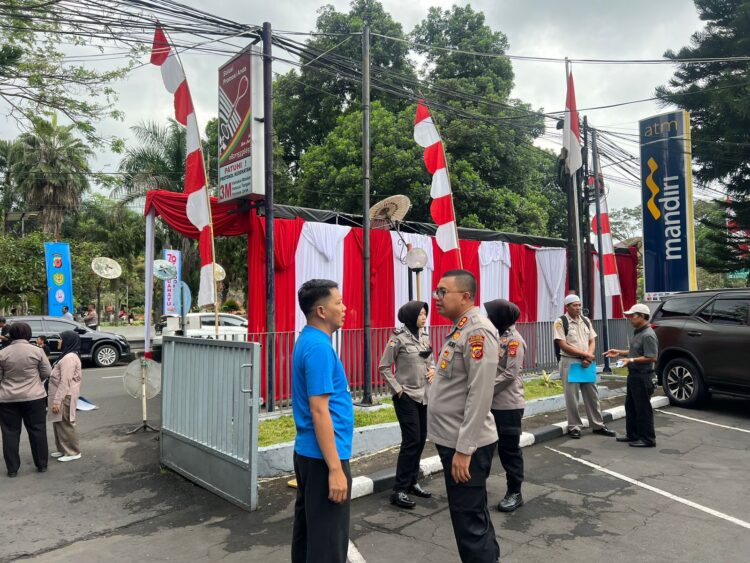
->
<box><xmin>2</xmin><ymin>0</ymin><xmax>705</xmax><ymax>211</ymax></box>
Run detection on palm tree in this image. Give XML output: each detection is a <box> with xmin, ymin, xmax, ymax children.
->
<box><xmin>113</xmin><ymin>119</ymin><xmax>187</xmax><ymax>206</ymax></box>
<box><xmin>10</xmin><ymin>116</ymin><xmax>92</xmax><ymax>239</ymax></box>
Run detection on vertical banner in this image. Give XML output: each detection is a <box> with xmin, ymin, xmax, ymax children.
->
<box><xmin>163</xmin><ymin>249</ymin><xmax>182</xmax><ymax>316</ymax></box>
<box><xmin>44</xmin><ymin>242</ymin><xmax>74</xmax><ymax>316</ymax></box>
<box><xmin>218</xmin><ymin>45</ymin><xmax>264</xmax><ymax>202</ymax></box>
<box><xmin>639</xmin><ymin>110</ymin><xmax>697</xmax><ymax>301</ymax></box>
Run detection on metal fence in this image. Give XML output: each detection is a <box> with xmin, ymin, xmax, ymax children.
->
<box><xmin>160</xmin><ymin>336</ymin><xmax>261</xmax><ymax>511</ymax></box>
<box><xmin>210</xmin><ymin>318</ymin><xmax>632</xmax><ymax>413</ymax></box>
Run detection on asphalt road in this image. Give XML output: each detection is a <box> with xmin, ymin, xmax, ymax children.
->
<box><xmin>3</xmin><ymin>369</ymin><xmax>750</xmax><ymax>562</ymax></box>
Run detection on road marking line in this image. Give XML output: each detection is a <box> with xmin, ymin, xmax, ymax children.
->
<box><xmin>655</xmin><ymin>409</ymin><xmax>750</xmax><ymax>434</ymax></box>
<box><xmin>347</xmin><ymin>540</ymin><xmax>367</xmax><ymax>563</ymax></box>
<box><xmin>546</xmin><ymin>446</ymin><xmax>750</xmax><ymax>530</ymax></box>
<box><xmin>101</xmin><ymin>375</ymin><xmax>124</xmax><ymax>379</ymax></box>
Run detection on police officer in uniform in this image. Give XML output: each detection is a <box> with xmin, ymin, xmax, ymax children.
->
<box><xmin>428</xmin><ymin>270</ymin><xmax>500</xmax><ymax>563</ymax></box>
<box><xmin>379</xmin><ymin>300</ymin><xmax>435</xmax><ymax>509</ymax></box>
<box><xmin>606</xmin><ymin>303</ymin><xmax>659</xmax><ymax>447</ymax></box>
<box><xmin>554</xmin><ymin>294</ymin><xmax>617</xmax><ymax>439</ymax></box>
<box><xmin>484</xmin><ymin>299</ymin><xmax>526</xmax><ymax>513</ymax></box>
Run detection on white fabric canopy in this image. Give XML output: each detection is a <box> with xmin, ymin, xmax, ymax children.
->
<box><xmin>294</xmin><ymin>222</ymin><xmax>351</xmax><ymax>334</ymax></box>
<box><xmin>536</xmin><ymin>247</ymin><xmax>567</xmax><ymax>322</ymax></box>
<box><xmin>391</xmin><ymin>231</ymin><xmax>434</xmax><ymax>326</ymax></box>
<box><xmin>478</xmin><ymin>241</ymin><xmax>511</xmax><ymax>313</ymax></box>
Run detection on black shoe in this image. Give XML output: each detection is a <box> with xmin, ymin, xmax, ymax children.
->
<box><xmin>616</xmin><ymin>436</ymin><xmax>638</xmax><ymax>442</ymax></box>
<box><xmin>629</xmin><ymin>440</ymin><xmax>656</xmax><ymax>448</ymax></box>
<box><xmin>390</xmin><ymin>491</ymin><xmax>416</xmax><ymax>509</ymax></box>
<box><xmin>7</xmin><ymin>471</ymin><xmax>17</xmax><ymax>478</ymax></box>
<box><xmin>37</xmin><ymin>466</ymin><xmax>48</xmax><ymax>473</ymax></box>
<box><xmin>409</xmin><ymin>484</ymin><xmax>432</xmax><ymax>498</ymax></box>
<box><xmin>592</xmin><ymin>426</ymin><xmax>617</xmax><ymax>437</ymax></box>
<box><xmin>569</xmin><ymin>428</ymin><xmax>581</xmax><ymax>439</ymax></box>
<box><xmin>497</xmin><ymin>492</ymin><xmax>524</xmax><ymax>512</ymax></box>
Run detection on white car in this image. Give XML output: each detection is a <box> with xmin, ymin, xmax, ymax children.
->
<box><xmin>152</xmin><ymin>313</ymin><xmax>248</xmax><ymax>356</ymax></box>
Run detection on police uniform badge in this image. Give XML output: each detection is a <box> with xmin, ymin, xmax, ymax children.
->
<box><xmin>440</xmin><ymin>359</ymin><xmax>448</xmax><ymax>369</ymax></box>
<box><xmin>469</xmin><ymin>335</ymin><xmax>485</xmax><ymax>360</ymax></box>
<box><xmin>457</xmin><ymin>316</ymin><xmax>468</xmax><ymax>329</ymax></box>
<box><xmin>508</xmin><ymin>340</ymin><xmax>520</xmax><ymax>357</ymax></box>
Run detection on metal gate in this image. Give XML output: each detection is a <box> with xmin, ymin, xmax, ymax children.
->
<box><xmin>160</xmin><ymin>336</ymin><xmax>261</xmax><ymax>511</ymax></box>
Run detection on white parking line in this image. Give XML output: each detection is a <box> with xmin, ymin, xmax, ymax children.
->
<box><xmin>347</xmin><ymin>539</ymin><xmax>367</xmax><ymax>563</ymax></box>
<box><xmin>101</xmin><ymin>375</ymin><xmax>124</xmax><ymax>379</ymax></box>
<box><xmin>655</xmin><ymin>409</ymin><xmax>750</xmax><ymax>434</ymax></box>
<box><xmin>546</xmin><ymin>446</ymin><xmax>750</xmax><ymax>530</ymax></box>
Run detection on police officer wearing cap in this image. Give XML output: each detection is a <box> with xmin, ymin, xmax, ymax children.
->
<box><xmin>484</xmin><ymin>299</ymin><xmax>526</xmax><ymax>513</ymax></box>
<box><xmin>429</xmin><ymin>269</ymin><xmax>500</xmax><ymax>563</ymax></box>
<box><xmin>379</xmin><ymin>300</ymin><xmax>435</xmax><ymax>509</ymax></box>
<box><xmin>606</xmin><ymin>303</ymin><xmax>658</xmax><ymax>447</ymax></box>
<box><xmin>554</xmin><ymin>294</ymin><xmax>617</xmax><ymax>439</ymax></box>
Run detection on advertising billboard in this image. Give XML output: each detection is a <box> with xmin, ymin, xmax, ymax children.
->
<box><xmin>44</xmin><ymin>242</ymin><xmax>74</xmax><ymax>316</ymax></box>
<box><xmin>218</xmin><ymin>45</ymin><xmax>264</xmax><ymax>202</ymax></box>
<box><xmin>163</xmin><ymin>249</ymin><xmax>182</xmax><ymax>316</ymax></box>
<box><xmin>639</xmin><ymin>110</ymin><xmax>697</xmax><ymax>301</ymax></box>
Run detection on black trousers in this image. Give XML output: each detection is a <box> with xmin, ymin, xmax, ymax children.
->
<box><xmin>0</xmin><ymin>398</ymin><xmax>49</xmax><ymax>474</ymax></box>
<box><xmin>492</xmin><ymin>408</ymin><xmax>524</xmax><ymax>495</ymax></box>
<box><xmin>291</xmin><ymin>453</ymin><xmax>352</xmax><ymax>563</ymax></box>
<box><xmin>625</xmin><ymin>372</ymin><xmax>656</xmax><ymax>445</ymax></box>
<box><xmin>392</xmin><ymin>393</ymin><xmax>427</xmax><ymax>492</ymax></box>
<box><xmin>437</xmin><ymin>442</ymin><xmax>500</xmax><ymax>563</ymax></box>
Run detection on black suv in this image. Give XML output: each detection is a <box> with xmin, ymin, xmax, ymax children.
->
<box><xmin>651</xmin><ymin>289</ymin><xmax>750</xmax><ymax>407</ymax></box>
<box><xmin>6</xmin><ymin>316</ymin><xmax>132</xmax><ymax>367</ymax></box>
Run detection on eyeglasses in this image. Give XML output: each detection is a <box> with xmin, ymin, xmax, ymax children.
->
<box><xmin>432</xmin><ymin>288</ymin><xmax>466</xmax><ymax>299</ymax></box>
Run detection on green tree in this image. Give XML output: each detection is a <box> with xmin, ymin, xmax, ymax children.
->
<box><xmin>274</xmin><ymin>0</ymin><xmax>415</xmax><ymax>177</ymax></box>
<box><xmin>608</xmin><ymin>206</ymin><xmax>642</xmax><ymax>243</ymax></box>
<box><xmin>0</xmin><ymin>1</ymin><xmax>136</xmax><ymax>144</ymax></box>
<box><xmin>10</xmin><ymin>116</ymin><xmax>92</xmax><ymax>239</ymax></box>
<box><xmin>657</xmin><ymin>0</ymin><xmax>750</xmax><ymax>272</ymax></box>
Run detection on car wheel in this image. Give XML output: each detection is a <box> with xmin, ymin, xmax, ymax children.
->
<box><xmin>662</xmin><ymin>357</ymin><xmax>706</xmax><ymax>407</ymax></box>
<box><xmin>94</xmin><ymin>344</ymin><xmax>120</xmax><ymax>367</ymax></box>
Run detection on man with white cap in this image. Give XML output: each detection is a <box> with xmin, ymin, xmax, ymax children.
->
<box><xmin>605</xmin><ymin>303</ymin><xmax>658</xmax><ymax>447</ymax></box>
<box><xmin>553</xmin><ymin>294</ymin><xmax>616</xmax><ymax>439</ymax></box>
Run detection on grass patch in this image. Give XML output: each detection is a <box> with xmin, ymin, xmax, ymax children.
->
<box><xmin>258</xmin><ymin>375</ymin><xmax>568</xmax><ymax>447</ymax></box>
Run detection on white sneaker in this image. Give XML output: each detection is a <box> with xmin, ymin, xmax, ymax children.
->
<box><xmin>50</xmin><ymin>452</ymin><xmax>63</xmax><ymax>458</ymax></box>
<box><xmin>57</xmin><ymin>453</ymin><xmax>82</xmax><ymax>462</ymax></box>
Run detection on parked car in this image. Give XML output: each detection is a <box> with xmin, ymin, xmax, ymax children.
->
<box><xmin>5</xmin><ymin>316</ymin><xmax>133</xmax><ymax>367</ymax></box>
<box><xmin>152</xmin><ymin>313</ymin><xmax>248</xmax><ymax>362</ymax></box>
<box><xmin>651</xmin><ymin>289</ymin><xmax>750</xmax><ymax>407</ymax></box>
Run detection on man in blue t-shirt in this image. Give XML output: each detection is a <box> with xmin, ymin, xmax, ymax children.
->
<box><xmin>291</xmin><ymin>279</ymin><xmax>354</xmax><ymax>563</ymax></box>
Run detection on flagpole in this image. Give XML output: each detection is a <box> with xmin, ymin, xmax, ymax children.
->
<box><xmin>565</xmin><ymin>58</ymin><xmax>584</xmax><ymax>297</ymax></box>
<box><xmin>423</xmin><ymin>101</ymin><xmax>463</xmax><ymax>268</ymax></box>
<box><xmin>164</xmin><ymin>26</ymin><xmax>220</xmax><ymax>334</ymax></box>
<box><xmin>591</xmin><ymin>129</ymin><xmax>612</xmax><ymax>373</ymax></box>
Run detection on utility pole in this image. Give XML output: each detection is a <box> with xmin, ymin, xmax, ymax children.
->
<box><xmin>591</xmin><ymin>129</ymin><xmax>612</xmax><ymax>373</ymax></box>
<box><xmin>361</xmin><ymin>23</ymin><xmax>373</xmax><ymax>405</ymax></box>
<box><xmin>262</xmin><ymin>22</ymin><xmax>276</xmax><ymax>411</ymax></box>
<box><xmin>582</xmin><ymin>116</ymin><xmax>592</xmax><ymax>314</ymax></box>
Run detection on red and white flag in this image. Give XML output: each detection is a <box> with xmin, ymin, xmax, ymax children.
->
<box><xmin>563</xmin><ymin>71</ymin><xmax>582</xmax><ymax>177</ymax></box>
<box><xmin>414</xmin><ymin>101</ymin><xmax>460</xmax><ymax>255</ymax></box>
<box><xmin>151</xmin><ymin>27</ymin><xmax>216</xmax><ymax>307</ymax></box>
<box><xmin>590</xmin><ymin>175</ymin><xmax>621</xmax><ymax>296</ymax></box>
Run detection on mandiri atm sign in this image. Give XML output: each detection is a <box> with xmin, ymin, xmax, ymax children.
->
<box><xmin>218</xmin><ymin>46</ymin><xmax>264</xmax><ymax>202</ymax></box>
<box><xmin>639</xmin><ymin>110</ymin><xmax>697</xmax><ymax>301</ymax></box>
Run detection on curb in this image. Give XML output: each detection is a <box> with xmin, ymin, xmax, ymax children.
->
<box><xmin>349</xmin><ymin>395</ymin><xmax>670</xmax><ymax>501</ymax></box>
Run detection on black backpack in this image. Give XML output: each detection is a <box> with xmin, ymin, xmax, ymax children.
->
<box><xmin>553</xmin><ymin>315</ymin><xmax>592</xmax><ymax>361</ymax></box>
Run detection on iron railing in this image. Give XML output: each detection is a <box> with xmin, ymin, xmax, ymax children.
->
<box><xmin>210</xmin><ymin>319</ymin><xmax>632</xmax><ymax>412</ymax></box>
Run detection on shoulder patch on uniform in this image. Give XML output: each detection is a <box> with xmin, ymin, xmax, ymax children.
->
<box><xmin>554</xmin><ymin>319</ymin><xmax>562</xmax><ymax>329</ymax></box>
<box><xmin>508</xmin><ymin>340</ymin><xmax>520</xmax><ymax>356</ymax></box>
<box><xmin>469</xmin><ymin>334</ymin><xmax>485</xmax><ymax>360</ymax></box>
<box><xmin>393</xmin><ymin>327</ymin><xmax>404</xmax><ymax>335</ymax></box>
<box><xmin>457</xmin><ymin>316</ymin><xmax>469</xmax><ymax>329</ymax></box>
<box><xmin>453</xmin><ymin>331</ymin><xmax>461</xmax><ymax>340</ymax></box>
<box><xmin>389</xmin><ymin>340</ymin><xmax>397</xmax><ymax>347</ymax></box>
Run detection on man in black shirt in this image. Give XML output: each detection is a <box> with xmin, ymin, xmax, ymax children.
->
<box><xmin>605</xmin><ymin>304</ymin><xmax>659</xmax><ymax>447</ymax></box>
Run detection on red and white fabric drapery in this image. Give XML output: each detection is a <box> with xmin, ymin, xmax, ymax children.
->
<box><xmin>150</xmin><ymin>26</ymin><xmax>216</xmax><ymax>306</ymax></box>
<box><xmin>414</xmin><ymin>101</ymin><xmax>460</xmax><ymax>261</ymax></box>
